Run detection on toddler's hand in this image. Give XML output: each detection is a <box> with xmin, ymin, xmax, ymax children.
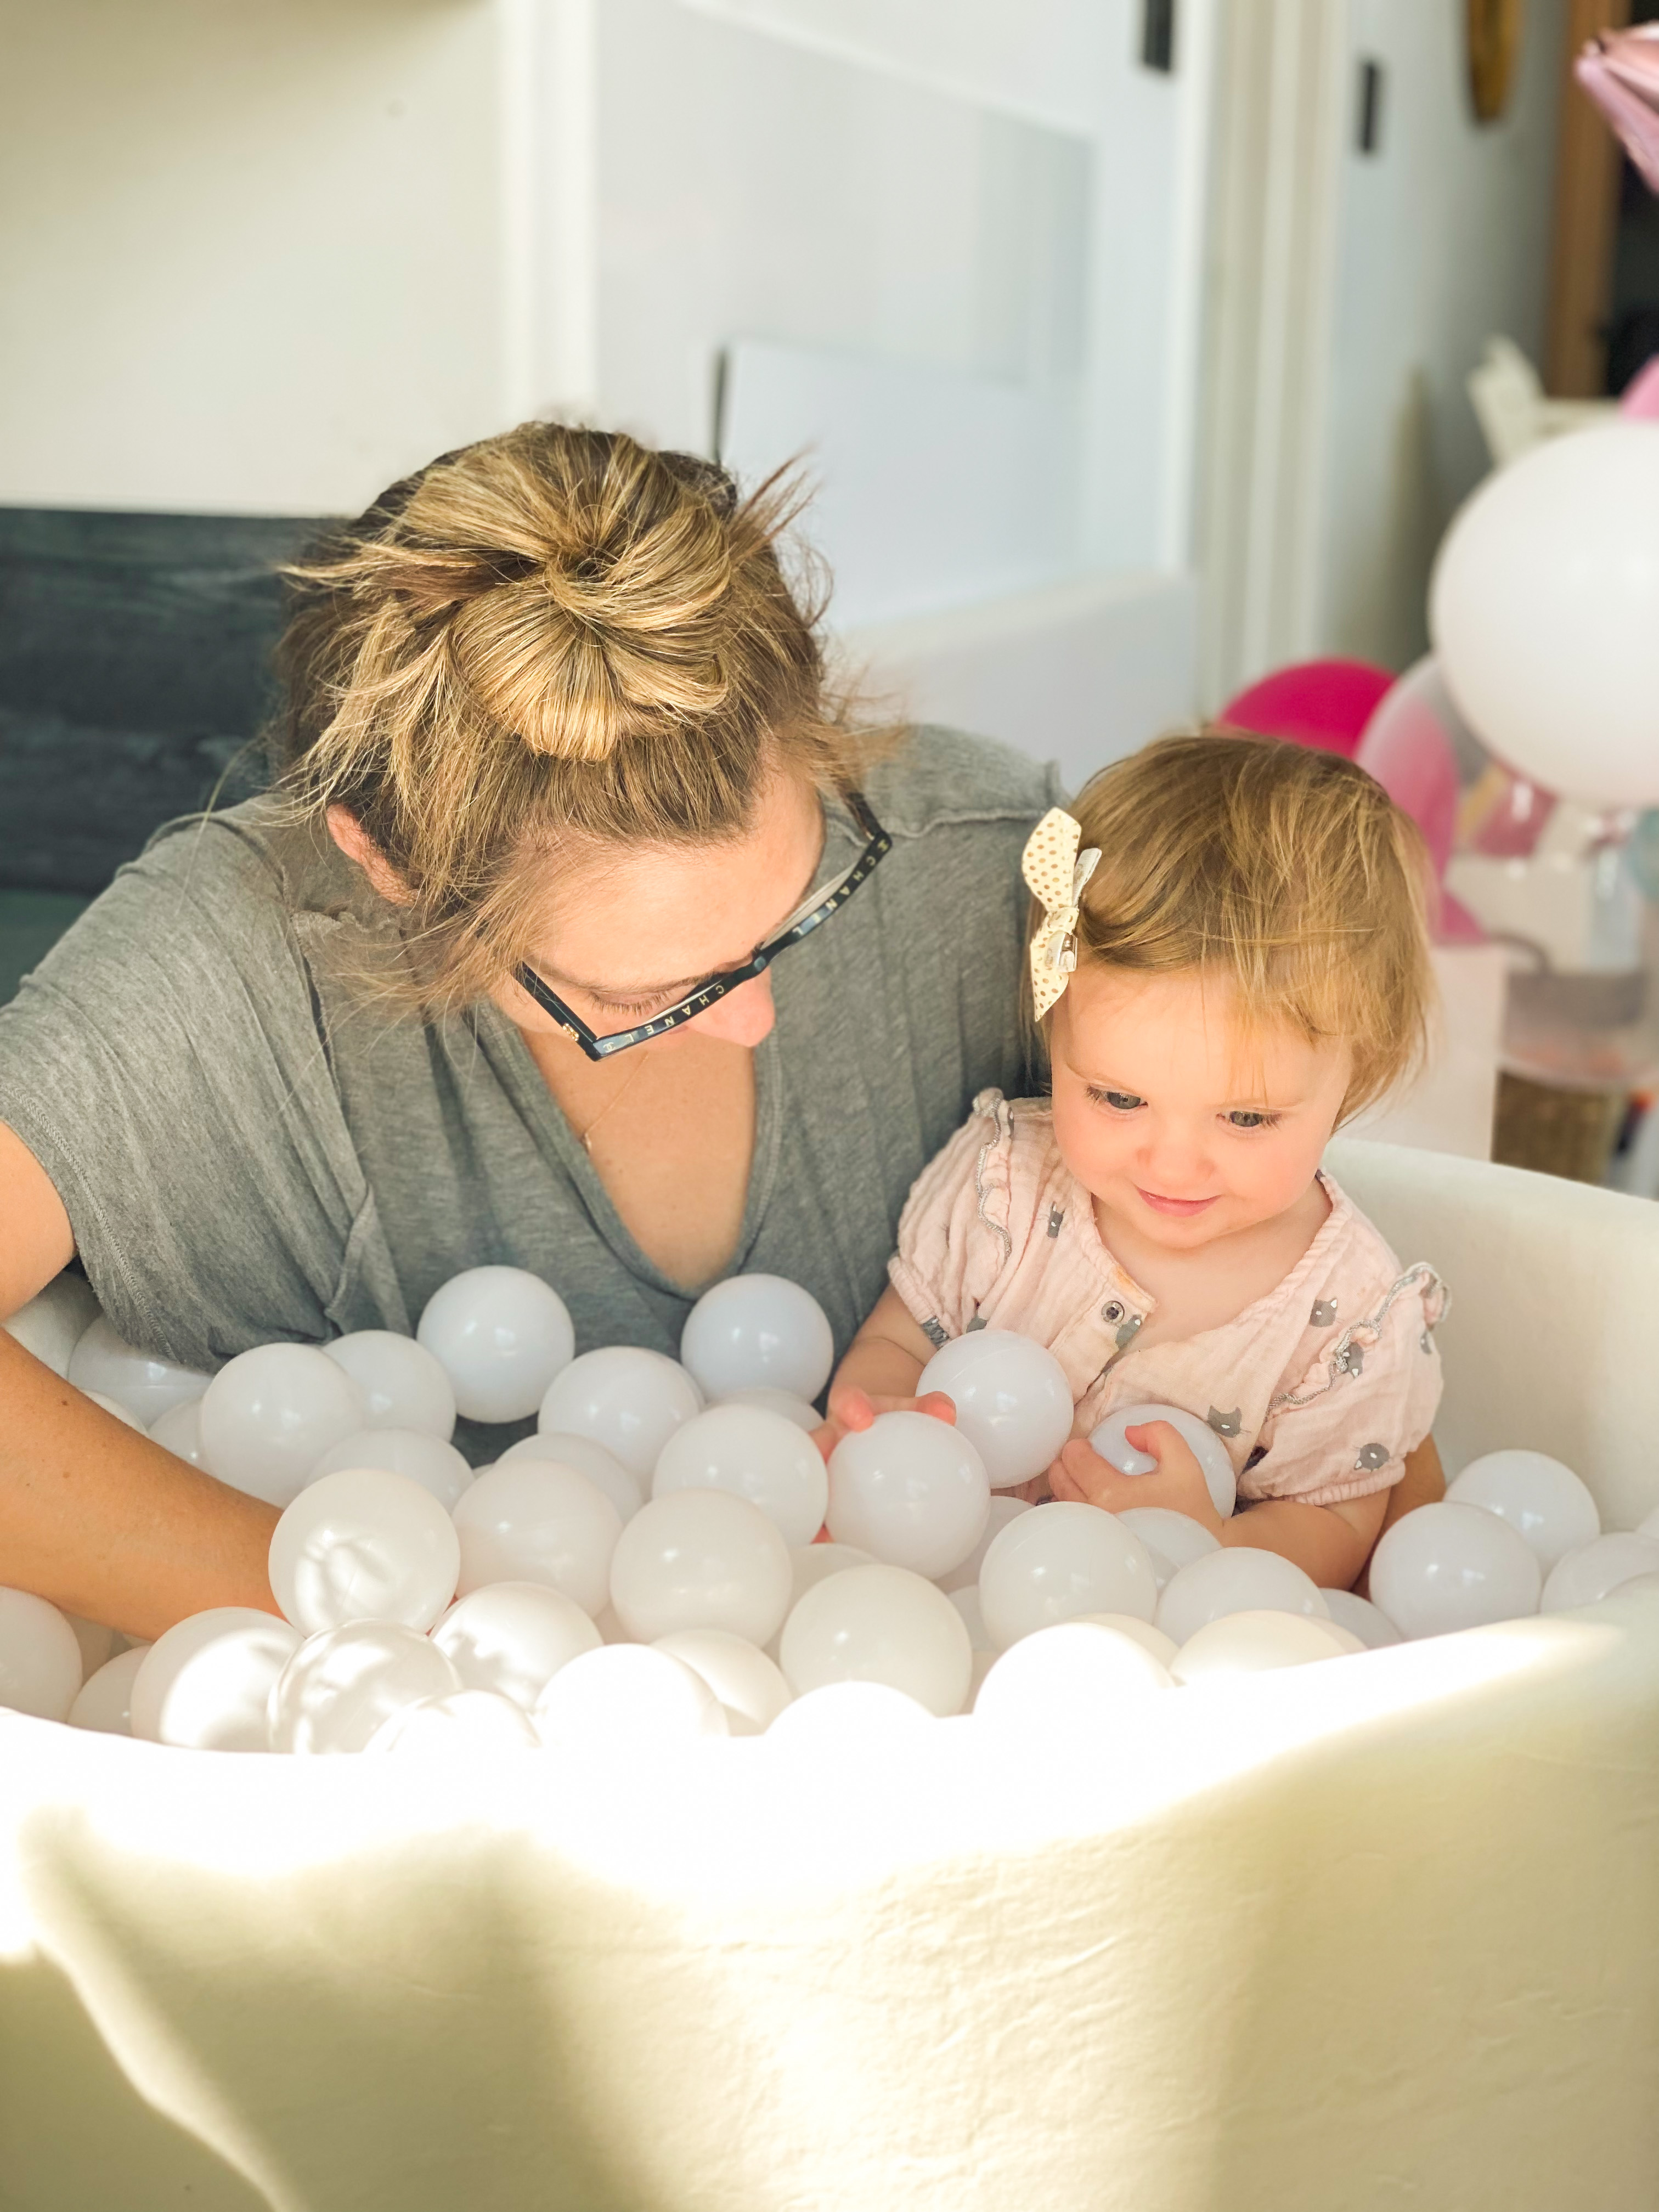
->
<box><xmin>811</xmin><ymin>1383</ymin><xmax>958</xmax><ymax>1464</ymax></box>
<box><xmin>1048</xmin><ymin>1421</ymin><xmax>1224</xmax><ymax>1536</ymax></box>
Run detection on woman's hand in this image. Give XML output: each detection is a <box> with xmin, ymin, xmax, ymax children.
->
<box><xmin>812</xmin><ymin>1382</ymin><xmax>957</xmax><ymax>1464</ymax></box>
<box><xmin>1047</xmin><ymin>1421</ymin><xmax>1224</xmax><ymax>1536</ymax></box>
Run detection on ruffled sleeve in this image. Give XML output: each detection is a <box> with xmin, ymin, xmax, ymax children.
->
<box><xmin>888</xmin><ymin>1090</ymin><xmax>1022</xmax><ymax>1344</ymax></box>
<box><xmin>1243</xmin><ymin>1263</ymin><xmax>1448</xmax><ymax>1508</ymax></box>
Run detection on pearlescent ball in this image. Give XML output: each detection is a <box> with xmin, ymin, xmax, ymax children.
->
<box><xmin>498</xmin><ymin>1432</ymin><xmax>644</xmax><ymax>1521</ymax></box>
<box><xmin>365</xmin><ymin>1689</ymin><xmax>541</xmax><ymax>1756</ymax></box>
<box><xmin>68</xmin><ymin>1316</ymin><xmax>209</xmax><ymax>1427</ymax></box>
<box><xmin>1541</xmin><ymin>1532</ymin><xmax>1659</xmax><ymax>1613</ymax></box>
<box><xmin>1115</xmin><ymin>1506</ymin><xmax>1222</xmax><ymax>1590</ymax></box>
<box><xmin>416</xmin><ymin>1266</ymin><xmax>574</xmax><ymax>1424</ymax></box>
<box><xmin>199</xmin><ymin>1344</ymin><xmax>368</xmax><ymax>1508</ymax></box>
<box><xmin>935</xmin><ymin>1496</ymin><xmax>1032</xmax><ymax>1594</ymax></box>
<box><xmin>653</xmin><ymin>1403</ymin><xmax>828</xmax><ymax>1547</ymax></box>
<box><xmin>948</xmin><ymin>1586</ymin><xmax>995</xmax><ymax>1653</ymax></box>
<box><xmin>308</xmin><ymin>1427</ymin><xmax>473</xmax><ymax>1511</ymax></box>
<box><xmin>432</xmin><ymin>1581</ymin><xmax>602</xmax><ymax>1708</ymax></box>
<box><xmin>269</xmin><ymin>1621</ymin><xmax>461</xmax><ymax>1754</ymax></box>
<box><xmin>917</xmin><ymin>1330</ymin><xmax>1075</xmax><ymax>1488</ymax></box>
<box><xmin>1170</xmin><ymin>1609</ymin><xmax>1355</xmax><ymax>1685</ymax></box>
<box><xmin>1075</xmin><ymin>1613</ymin><xmax>1181</xmax><ymax>1666</ymax></box>
<box><xmin>1089</xmin><ymin>1402</ymin><xmax>1237</xmax><ymax>1517</ymax></box>
<box><xmin>609</xmin><ymin>1489</ymin><xmax>792</xmax><ymax>1645</ymax></box>
<box><xmin>715</xmin><ymin>1387</ymin><xmax>822</xmax><ymax>1432</ymax></box>
<box><xmin>974</xmin><ymin>1618</ymin><xmax>1173</xmax><ymax>1730</ymax></box>
<box><xmin>1446</xmin><ymin>1449</ymin><xmax>1601</xmax><ymax>1573</ymax></box>
<box><xmin>0</xmin><ymin>1588</ymin><xmax>84</xmax><ymax>1720</ymax></box>
<box><xmin>778</xmin><ymin>1562</ymin><xmax>973</xmax><ymax>1717</ymax></box>
<box><xmin>766</xmin><ymin>1680</ymin><xmax>934</xmax><ymax>1749</ymax></box>
<box><xmin>64</xmin><ymin>1612</ymin><xmax>116</xmax><ymax>1678</ymax></box>
<box><xmin>679</xmin><ymin>1274</ymin><xmax>834</xmax><ymax>1402</ymax></box>
<box><xmin>538</xmin><ymin>1347</ymin><xmax>703</xmax><ymax>1477</ymax></box>
<box><xmin>269</xmin><ymin>1468</ymin><xmax>461</xmax><ymax>1636</ymax></box>
<box><xmin>1368</xmin><ymin>1502</ymin><xmax>1542</xmax><ymax>1639</ymax></box>
<box><xmin>322</xmin><ymin>1330</ymin><xmax>458</xmax><ymax>1440</ymax></box>
<box><xmin>149</xmin><ymin>1396</ymin><xmax>206</xmax><ymax>1467</ymax></box>
<box><xmin>653</xmin><ymin>1628</ymin><xmax>793</xmax><ymax>1731</ymax></box>
<box><xmin>1155</xmin><ymin>1547</ymin><xmax>1330</xmax><ymax>1646</ymax></box>
<box><xmin>68</xmin><ymin>1644</ymin><xmax>151</xmax><ymax>1735</ymax></box>
<box><xmin>452</xmin><ymin>1463</ymin><xmax>622</xmax><ymax>1614</ymax></box>
<box><xmin>978</xmin><ymin>1502</ymin><xmax>1158</xmax><ymax>1649</ymax></box>
<box><xmin>131</xmin><ymin>1608</ymin><xmax>302</xmax><ymax>1751</ymax></box>
<box><xmin>766</xmin><ymin>1542</ymin><xmax>874</xmax><ymax>1657</ymax></box>
<box><xmin>1318</xmin><ymin>1588</ymin><xmax>1402</xmax><ymax>1649</ymax></box>
<box><xmin>3</xmin><ymin>1270</ymin><xmax>100</xmax><ymax>1376</ymax></box>
<box><xmin>84</xmin><ymin>1389</ymin><xmax>147</xmax><ymax>1431</ymax></box>
<box><xmin>532</xmin><ymin>1643</ymin><xmax>729</xmax><ymax>1756</ymax></box>
<box><xmin>826</xmin><ymin>1412</ymin><xmax>990</xmax><ymax>1579</ymax></box>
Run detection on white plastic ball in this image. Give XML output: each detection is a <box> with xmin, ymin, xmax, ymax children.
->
<box><xmin>364</xmin><ymin>1689</ymin><xmax>541</xmax><ymax>1756</ymax></box>
<box><xmin>1368</xmin><ymin>1502</ymin><xmax>1542</xmax><ymax>1639</ymax></box>
<box><xmin>0</xmin><ymin>1588</ymin><xmax>84</xmax><ymax>1719</ymax></box>
<box><xmin>308</xmin><ymin>1426</ymin><xmax>473</xmax><ymax>1511</ymax></box>
<box><xmin>132</xmin><ymin>1608</ymin><xmax>302</xmax><ymax>1750</ymax></box>
<box><xmin>322</xmin><ymin>1329</ymin><xmax>456</xmax><ymax>1439</ymax></box>
<box><xmin>1640</xmin><ymin>1505</ymin><xmax>1659</xmax><ymax>1541</ymax></box>
<box><xmin>1171</xmin><ymin>1610</ymin><xmax>1355</xmax><ymax>1685</ymax></box>
<box><xmin>1430</xmin><ymin>421</ymin><xmax>1659</xmax><ymax>808</ymax></box>
<box><xmin>64</xmin><ymin>1612</ymin><xmax>116</xmax><ymax>1678</ymax></box>
<box><xmin>452</xmin><ymin>1463</ymin><xmax>622</xmax><ymax>1613</ymax></box>
<box><xmin>68</xmin><ymin>1644</ymin><xmax>151</xmax><ymax>1734</ymax></box>
<box><xmin>198</xmin><ymin>1344</ymin><xmax>368</xmax><ymax>1509</ymax></box>
<box><xmin>83</xmin><ymin>1389</ymin><xmax>146</xmax><ymax>1431</ymax></box>
<box><xmin>416</xmin><ymin>1266</ymin><xmax>574</xmax><ymax>1424</ymax></box>
<box><xmin>765</xmin><ymin>1679</ymin><xmax>934</xmax><ymax>1748</ymax></box>
<box><xmin>935</xmin><ymin>1495</ymin><xmax>1032</xmax><ymax>1593</ymax></box>
<box><xmin>1446</xmin><ymin>1450</ymin><xmax>1601</xmax><ymax>1573</ymax></box>
<box><xmin>539</xmin><ymin>1346</ymin><xmax>703</xmax><ymax>1477</ymax></box>
<box><xmin>3</xmin><ymin>1270</ymin><xmax>100</xmax><ymax>1375</ymax></box>
<box><xmin>609</xmin><ymin>1489</ymin><xmax>792</xmax><ymax>1645</ymax></box>
<box><xmin>826</xmin><ymin>1412</ymin><xmax>991</xmax><ymax>1579</ymax></box>
<box><xmin>917</xmin><ymin>1329</ymin><xmax>1075</xmax><ymax>1488</ymax></box>
<box><xmin>67</xmin><ymin>1316</ymin><xmax>209</xmax><ymax>1427</ymax></box>
<box><xmin>1318</xmin><ymin>1588</ymin><xmax>1402</xmax><ymax>1649</ymax></box>
<box><xmin>1155</xmin><ymin>1547</ymin><xmax>1329</xmax><ymax>1645</ymax></box>
<box><xmin>653</xmin><ymin>1628</ymin><xmax>792</xmax><ymax>1731</ymax></box>
<box><xmin>978</xmin><ymin>1502</ymin><xmax>1158</xmax><ymax>1650</ymax></box>
<box><xmin>679</xmin><ymin>1273</ymin><xmax>834</xmax><ymax>1402</ymax></box>
<box><xmin>532</xmin><ymin>1643</ymin><xmax>728</xmax><ymax>1755</ymax></box>
<box><xmin>432</xmin><ymin>1581</ymin><xmax>601</xmax><ymax>1708</ymax></box>
<box><xmin>948</xmin><ymin>1585</ymin><xmax>995</xmax><ymax>1652</ymax></box>
<box><xmin>1541</xmin><ymin>1533</ymin><xmax>1659</xmax><ymax>1613</ymax></box>
<box><xmin>149</xmin><ymin>1396</ymin><xmax>206</xmax><ymax>1467</ymax></box>
<box><xmin>1115</xmin><ymin>1506</ymin><xmax>1223</xmax><ymax>1590</ymax></box>
<box><xmin>268</xmin><ymin>1621</ymin><xmax>461</xmax><ymax>1754</ymax></box>
<box><xmin>653</xmin><ymin>1403</ymin><xmax>828</xmax><ymax>1548</ymax></box>
<box><xmin>778</xmin><ymin>1561</ymin><xmax>973</xmax><ymax>1716</ymax></box>
<box><xmin>1089</xmin><ymin>1402</ymin><xmax>1238</xmax><ymax>1517</ymax></box>
<box><xmin>1075</xmin><ymin>1613</ymin><xmax>1180</xmax><ymax>1666</ymax></box>
<box><xmin>974</xmin><ymin>1618</ymin><xmax>1173</xmax><ymax>1730</ymax></box>
<box><xmin>767</xmin><ymin>1542</ymin><xmax>874</xmax><ymax>1656</ymax></box>
<box><xmin>269</xmin><ymin>1468</ymin><xmax>461</xmax><ymax>1636</ymax></box>
<box><xmin>498</xmin><ymin>1431</ymin><xmax>644</xmax><ymax>1520</ymax></box>
<box><xmin>716</xmin><ymin>1387</ymin><xmax>822</xmax><ymax>1432</ymax></box>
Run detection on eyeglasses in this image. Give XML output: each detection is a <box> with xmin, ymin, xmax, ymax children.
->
<box><xmin>515</xmin><ymin>791</ymin><xmax>892</xmax><ymax>1059</ymax></box>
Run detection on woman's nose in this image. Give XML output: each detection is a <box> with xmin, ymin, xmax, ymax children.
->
<box><xmin>690</xmin><ymin>970</ymin><xmax>776</xmax><ymax>1048</ymax></box>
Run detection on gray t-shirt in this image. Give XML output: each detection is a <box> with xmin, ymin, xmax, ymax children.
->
<box><xmin>0</xmin><ymin>726</ymin><xmax>1057</xmax><ymax>1450</ymax></box>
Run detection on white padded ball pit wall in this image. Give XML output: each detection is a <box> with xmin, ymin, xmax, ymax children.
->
<box><xmin>3</xmin><ymin>1141</ymin><xmax>1659</xmax><ymax>2211</ymax></box>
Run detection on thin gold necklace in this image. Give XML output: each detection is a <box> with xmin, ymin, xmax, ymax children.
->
<box><xmin>576</xmin><ymin>1055</ymin><xmax>647</xmax><ymax>1155</ymax></box>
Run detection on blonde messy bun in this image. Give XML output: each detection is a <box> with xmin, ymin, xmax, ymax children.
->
<box><xmin>272</xmin><ymin>424</ymin><xmax>888</xmax><ymax>1013</ymax></box>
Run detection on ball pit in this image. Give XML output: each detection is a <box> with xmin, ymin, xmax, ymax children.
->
<box><xmin>6</xmin><ymin>1169</ymin><xmax>1659</xmax><ymax>2208</ymax></box>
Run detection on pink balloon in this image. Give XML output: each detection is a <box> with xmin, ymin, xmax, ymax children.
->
<box><xmin>1219</xmin><ymin>659</ymin><xmax>1396</xmax><ymax>759</ymax></box>
<box><xmin>1621</xmin><ymin>356</ymin><xmax>1659</xmax><ymax>423</ymax></box>
<box><xmin>1355</xmin><ymin>658</ymin><xmax>1461</xmax><ymax>881</ymax></box>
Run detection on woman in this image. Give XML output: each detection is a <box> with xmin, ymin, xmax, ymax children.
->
<box><xmin>0</xmin><ymin>423</ymin><xmax>1057</xmax><ymax>1638</ymax></box>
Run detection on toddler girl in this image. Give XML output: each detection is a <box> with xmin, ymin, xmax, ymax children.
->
<box><xmin>826</xmin><ymin>733</ymin><xmax>1447</xmax><ymax>1590</ymax></box>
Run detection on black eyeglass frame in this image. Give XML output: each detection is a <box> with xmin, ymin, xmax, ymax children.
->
<box><xmin>515</xmin><ymin>791</ymin><xmax>892</xmax><ymax>1059</ymax></box>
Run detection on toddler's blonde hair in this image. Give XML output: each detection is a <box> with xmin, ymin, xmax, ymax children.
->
<box><xmin>1051</xmin><ymin>732</ymin><xmax>1435</xmax><ymax>1120</ymax></box>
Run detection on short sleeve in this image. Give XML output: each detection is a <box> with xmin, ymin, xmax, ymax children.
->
<box><xmin>887</xmin><ymin>1091</ymin><xmax>1019</xmax><ymax>1342</ymax></box>
<box><xmin>0</xmin><ymin>821</ymin><xmax>380</xmax><ymax>1369</ymax></box>
<box><xmin>1243</xmin><ymin>1263</ymin><xmax>1448</xmax><ymax>1508</ymax></box>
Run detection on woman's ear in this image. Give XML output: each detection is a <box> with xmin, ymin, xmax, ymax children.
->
<box><xmin>326</xmin><ymin>806</ymin><xmax>413</xmax><ymax>905</ymax></box>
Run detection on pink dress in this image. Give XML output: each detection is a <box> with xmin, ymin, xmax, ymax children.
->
<box><xmin>889</xmin><ymin>1090</ymin><xmax>1447</xmax><ymax>1508</ymax></box>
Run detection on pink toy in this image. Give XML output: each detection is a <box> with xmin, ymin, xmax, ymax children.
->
<box><xmin>1218</xmin><ymin>659</ymin><xmax>1396</xmax><ymax>760</ymax></box>
<box><xmin>1621</xmin><ymin>355</ymin><xmax>1659</xmax><ymax>422</ymax></box>
<box><xmin>1577</xmin><ymin>25</ymin><xmax>1659</xmax><ymax>195</ymax></box>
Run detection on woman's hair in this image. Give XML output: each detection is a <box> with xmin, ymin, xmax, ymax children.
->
<box><xmin>1048</xmin><ymin>732</ymin><xmax>1435</xmax><ymax>1120</ymax></box>
<box><xmin>271</xmin><ymin>421</ymin><xmax>887</xmax><ymax>1012</ymax></box>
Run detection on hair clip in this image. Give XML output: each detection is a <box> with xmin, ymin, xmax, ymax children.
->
<box><xmin>1021</xmin><ymin>808</ymin><xmax>1101</xmax><ymax>1018</ymax></box>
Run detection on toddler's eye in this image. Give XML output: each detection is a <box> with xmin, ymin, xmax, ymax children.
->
<box><xmin>1088</xmin><ymin>1087</ymin><xmax>1146</xmax><ymax>1113</ymax></box>
<box><xmin>1226</xmin><ymin>1109</ymin><xmax>1280</xmax><ymax>1130</ymax></box>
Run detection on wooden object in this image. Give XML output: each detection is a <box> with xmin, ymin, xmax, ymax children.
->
<box><xmin>1546</xmin><ymin>0</ymin><xmax>1635</xmax><ymax>397</ymax></box>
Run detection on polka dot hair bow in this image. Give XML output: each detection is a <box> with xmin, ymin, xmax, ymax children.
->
<box><xmin>1022</xmin><ymin>807</ymin><xmax>1101</xmax><ymax>1018</ymax></box>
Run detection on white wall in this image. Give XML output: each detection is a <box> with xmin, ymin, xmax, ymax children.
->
<box><xmin>0</xmin><ymin>0</ymin><xmax>511</xmax><ymax>515</ymax></box>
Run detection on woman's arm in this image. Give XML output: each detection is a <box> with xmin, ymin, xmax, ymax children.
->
<box><xmin>1</xmin><ymin>1121</ymin><xmax>280</xmax><ymax>1641</ymax></box>
<box><xmin>814</xmin><ymin>1284</ymin><xmax>957</xmax><ymax>1456</ymax></box>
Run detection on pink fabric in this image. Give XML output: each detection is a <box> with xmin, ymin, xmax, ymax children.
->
<box><xmin>1218</xmin><ymin>661</ymin><xmax>1397</xmax><ymax>760</ymax></box>
<box><xmin>890</xmin><ymin>1091</ymin><xmax>1447</xmax><ymax>1510</ymax></box>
